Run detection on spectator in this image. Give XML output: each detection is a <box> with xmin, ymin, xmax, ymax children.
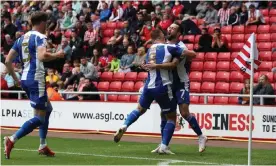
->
<box><xmin>100</xmin><ymin>2</ymin><xmax>111</xmax><ymax>22</ymax></box>
<box><xmin>75</xmin><ymin>21</ymin><xmax>87</xmax><ymax>40</ymax></box>
<box><xmin>60</xmin><ymin>10</ymin><xmax>77</xmax><ymax>30</ymax></box>
<box><xmin>217</xmin><ymin>1</ymin><xmax>230</xmax><ymax>26</ymax></box>
<box><xmin>3</xmin><ymin>16</ymin><xmax>17</xmax><ymax>39</ymax></box>
<box><xmin>213</xmin><ymin>1</ymin><xmax>222</xmax><ymax>11</ymax></box>
<box><xmin>107</xmin><ymin>37</ymin><xmax>119</xmax><ymax>57</ymax></box>
<box><xmin>196</xmin><ymin>1</ymin><xmax>207</xmax><ymax>19</ymax></box>
<box><xmin>11</xmin><ymin>13</ymin><xmax>22</xmax><ymax>31</ymax></box>
<box><xmin>109</xmin><ymin>29</ymin><xmax>122</xmax><ymax>44</ymax></box>
<box><xmin>72</xmin><ymin>1</ymin><xmax>82</xmax><ymax>15</ymax></box>
<box><xmin>65</xmin><ymin>66</ymin><xmax>84</xmax><ymax>87</ymax></box>
<box><xmin>79</xmin><ymin>15</ymin><xmax>86</xmax><ymax>26</ymax></box>
<box><xmin>97</xmin><ymin>0</ymin><xmax>112</xmax><ymax>10</ymax></box>
<box><xmin>47</xmin><ymin>83</ymin><xmax>63</xmax><ymax>101</ymax></box>
<box><xmin>140</xmin><ymin>21</ymin><xmax>155</xmax><ymax>42</ymax></box>
<box><xmin>91</xmin><ymin>49</ymin><xmax>100</xmax><ymax>66</ymax></box>
<box><xmin>122</xmin><ymin>1</ymin><xmax>137</xmax><ymax>24</ymax></box>
<box><xmin>227</xmin><ymin>7</ymin><xmax>239</xmax><ymax>26</ymax></box>
<box><xmin>133</xmin><ymin>12</ymin><xmax>145</xmax><ymax>34</ymax></box>
<box><xmin>46</xmin><ymin>68</ymin><xmax>60</xmax><ymax>85</ymax></box>
<box><xmin>196</xmin><ymin>28</ymin><xmax>213</xmax><ymax>52</ymax></box>
<box><xmin>109</xmin><ymin>55</ymin><xmax>120</xmax><ymax>73</ymax></box>
<box><xmin>70</xmin><ymin>29</ymin><xmax>83</xmax><ymax>60</ymax></box>
<box><xmin>3</xmin><ymin>34</ymin><xmax>14</xmax><ymax>54</ymax></box>
<box><xmin>59</xmin><ymin>38</ymin><xmax>72</xmax><ymax>61</ymax></box>
<box><xmin>150</xmin><ymin>12</ymin><xmax>160</xmax><ymax>28</ymax></box>
<box><xmin>140</xmin><ymin>9</ymin><xmax>151</xmax><ymax>22</ymax></box>
<box><xmin>61</xmin><ymin>63</ymin><xmax>72</xmax><ymax>82</ymax></box>
<box><xmin>63</xmin><ymin>84</ymin><xmax>78</xmax><ymax>100</ymax></box>
<box><xmin>154</xmin><ymin>5</ymin><xmax>162</xmax><ymax>20</ymax></box>
<box><xmin>203</xmin><ymin>2</ymin><xmax>219</xmax><ymax>27</ymax></box>
<box><xmin>180</xmin><ymin>14</ymin><xmax>201</xmax><ymax>35</ymax></box>
<box><xmin>3</xmin><ymin>68</ymin><xmax>21</xmax><ymax>98</ymax></box>
<box><xmin>120</xmin><ymin>21</ymin><xmax>131</xmax><ymax>37</ymax></box>
<box><xmin>239</xmin><ymin>5</ymin><xmax>248</xmax><ymax>25</ymax></box>
<box><xmin>109</xmin><ymin>1</ymin><xmax>124</xmax><ymax>22</ymax></box>
<box><xmin>158</xmin><ymin>14</ymin><xmax>172</xmax><ymax>32</ymax></box>
<box><xmin>164</xmin><ymin>5</ymin><xmax>173</xmax><ymax>20</ymax></box>
<box><xmin>246</xmin><ymin>4</ymin><xmax>265</xmax><ymax>25</ymax></box>
<box><xmin>172</xmin><ymin>0</ymin><xmax>184</xmax><ymax>18</ymax></box>
<box><xmin>84</xmin><ymin>22</ymin><xmax>98</xmax><ymax>48</ymax></box>
<box><xmin>119</xmin><ymin>45</ymin><xmax>135</xmax><ymax>73</ymax></box>
<box><xmin>80</xmin><ymin>57</ymin><xmax>98</xmax><ymax>81</ymax></box>
<box><xmin>117</xmin><ymin>38</ymin><xmax>129</xmax><ymax>59</ymax></box>
<box><xmin>98</xmin><ymin>47</ymin><xmax>113</xmax><ymax>72</ymax></box>
<box><xmin>238</xmin><ymin>79</ymin><xmax>250</xmax><ymax>105</ymax></box>
<box><xmin>78</xmin><ymin>78</ymin><xmax>100</xmax><ymax>101</ymax></box>
<box><xmin>211</xmin><ymin>28</ymin><xmax>228</xmax><ymax>52</ymax></box>
<box><xmin>253</xmin><ymin>75</ymin><xmax>275</xmax><ymax>105</ymax></box>
<box><xmin>46</xmin><ymin>9</ymin><xmax>58</xmax><ymax>31</ymax></box>
<box><xmin>90</xmin><ymin>14</ymin><xmax>101</xmax><ymax>33</ymax></box>
<box><xmin>228</xmin><ymin>1</ymin><xmax>242</xmax><ymax>11</ymax></box>
<box><xmin>131</xmin><ymin>46</ymin><xmax>146</xmax><ymax>72</ymax></box>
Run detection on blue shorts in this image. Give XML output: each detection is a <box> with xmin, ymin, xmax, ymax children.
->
<box><xmin>174</xmin><ymin>82</ymin><xmax>190</xmax><ymax>105</ymax></box>
<box><xmin>21</xmin><ymin>80</ymin><xmax>48</xmax><ymax>110</ymax></box>
<box><xmin>139</xmin><ymin>85</ymin><xmax>177</xmax><ymax>114</ymax></box>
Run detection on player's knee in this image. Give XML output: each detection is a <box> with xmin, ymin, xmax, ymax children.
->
<box><xmin>165</xmin><ymin>111</ymin><xmax>177</xmax><ymax>122</ymax></box>
<box><xmin>46</xmin><ymin>102</ymin><xmax>53</xmax><ymax>112</ymax></box>
<box><xmin>179</xmin><ymin>104</ymin><xmax>190</xmax><ymax>118</ymax></box>
<box><xmin>137</xmin><ymin>104</ymin><xmax>147</xmax><ymax>114</ymax></box>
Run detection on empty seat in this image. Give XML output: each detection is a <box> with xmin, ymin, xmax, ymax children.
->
<box><xmin>232</xmin><ymin>25</ymin><xmax>244</xmax><ymax>34</ymax></box>
<box><xmin>98</xmin><ymin>82</ymin><xmax>110</xmax><ymax>91</ymax></box>
<box><xmin>202</xmin><ymin>71</ymin><xmax>216</xmax><ymax>82</ymax></box>
<box><xmin>107</xmin><ymin>22</ymin><xmax>117</xmax><ymax>29</ymax></box>
<box><xmin>272</xmin><ymin>52</ymin><xmax>276</xmax><ymax>61</ymax></box>
<box><xmin>205</xmin><ymin>52</ymin><xmax>217</xmax><ymax>61</ymax></box>
<box><xmin>230</xmin><ymin>61</ymin><xmax>238</xmax><ymax>71</ymax></box>
<box><xmin>190</xmin><ymin>96</ymin><xmax>199</xmax><ymax>104</ymax></box>
<box><xmin>245</xmin><ymin>25</ymin><xmax>257</xmax><ymax>34</ymax></box>
<box><xmin>230</xmin><ymin>82</ymin><xmax>244</xmax><ymax>93</ymax></box>
<box><xmin>270</xmin><ymin>24</ymin><xmax>276</xmax><ymax>33</ymax></box>
<box><xmin>193</xmin><ymin>44</ymin><xmax>199</xmax><ymax>50</ymax></box>
<box><xmin>257</xmin><ymin>34</ymin><xmax>271</xmax><ymax>42</ymax></box>
<box><xmin>194</xmin><ymin>52</ymin><xmax>205</xmax><ymax>61</ymax></box>
<box><xmin>191</xmin><ymin>19</ymin><xmax>198</xmax><ymax>25</ymax></box>
<box><xmin>201</xmin><ymin>82</ymin><xmax>215</xmax><ymax>93</ymax></box>
<box><xmin>191</xmin><ymin>62</ymin><xmax>203</xmax><ymax>71</ymax></box>
<box><xmin>221</xmin><ymin>26</ymin><xmax>232</xmax><ymax>34</ymax></box>
<box><xmin>258</xmin><ymin>61</ymin><xmax>272</xmax><ymax>71</ymax></box>
<box><xmin>125</xmin><ymin>72</ymin><xmax>138</xmax><ymax>81</ymax></box>
<box><xmin>100</xmin><ymin>72</ymin><xmax>113</xmax><ymax>81</ymax></box>
<box><xmin>269</xmin><ymin>9</ymin><xmax>276</xmax><ymax>16</ymax></box>
<box><xmin>223</xmin><ymin>34</ymin><xmax>232</xmax><ymax>43</ymax></box>
<box><xmin>244</xmin><ymin>34</ymin><xmax>251</xmax><ymax>42</ymax></box>
<box><xmin>108</xmin><ymin>95</ymin><xmax>118</xmax><ymax>101</ymax></box>
<box><xmin>98</xmin><ymin>72</ymin><xmax>102</xmax><ymax>77</ymax></box>
<box><xmin>199</xmin><ymin>96</ymin><xmax>214</xmax><ymax>104</ymax></box>
<box><xmin>231</xmin><ymin>52</ymin><xmax>239</xmax><ymax>61</ymax></box>
<box><xmin>137</xmin><ymin>72</ymin><xmax>148</xmax><ymax>81</ymax></box>
<box><xmin>230</xmin><ymin>71</ymin><xmax>244</xmax><ymax>82</ymax></box>
<box><xmin>229</xmin><ymin>97</ymin><xmax>239</xmax><ymax>105</ymax></box>
<box><xmin>259</xmin><ymin>72</ymin><xmax>274</xmax><ymax>82</ymax></box>
<box><xmin>116</xmin><ymin>22</ymin><xmax>124</xmax><ymax>29</ymax></box>
<box><xmin>216</xmin><ymin>72</ymin><xmax>230</xmax><ymax>82</ymax></box>
<box><xmin>117</xmin><ymin>95</ymin><xmax>130</xmax><ymax>102</ymax></box>
<box><xmin>190</xmin><ymin>82</ymin><xmax>201</xmax><ymax>93</ymax></box>
<box><xmin>195</xmin><ymin>35</ymin><xmax>201</xmax><ymax>43</ymax></box>
<box><xmin>257</xmin><ymin>25</ymin><xmax>270</xmax><ymax>33</ymax></box>
<box><xmin>217</xmin><ymin>61</ymin><xmax>230</xmax><ymax>71</ymax></box>
<box><xmin>232</xmin><ymin>34</ymin><xmax>244</xmax><ymax>42</ymax></box>
<box><xmin>121</xmin><ymin>81</ymin><xmax>134</xmax><ymax>92</ymax></box>
<box><xmin>185</xmin><ymin>44</ymin><xmax>194</xmax><ymax>50</ymax></box>
<box><xmin>218</xmin><ymin>52</ymin><xmax>231</xmax><ymax>61</ymax></box>
<box><xmin>260</xmin><ymin>9</ymin><xmax>269</xmax><ymax>16</ymax></box>
<box><xmin>102</xmin><ymin>37</ymin><xmax>110</xmax><ymax>45</ymax></box>
<box><xmin>214</xmin><ymin>97</ymin><xmax>229</xmax><ymax>104</ymax></box>
<box><xmin>101</xmin><ymin>22</ymin><xmax>107</xmax><ymax>30</ymax></box>
<box><xmin>215</xmin><ymin>82</ymin><xmax>230</xmax><ymax>93</ymax></box>
<box><xmin>271</xmin><ymin>33</ymin><xmax>276</xmax><ymax>42</ymax></box>
<box><xmin>204</xmin><ymin>61</ymin><xmax>216</xmax><ymax>71</ymax></box>
<box><xmin>130</xmin><ymin>95</ymin><xmax>139</xmax><ymax>102</ymax></box>
<box><xmin>254</xmin><ymin>72</ymin><xmax>260</xmax><ymax>82</ymax></box>
<box><xmin>270</xmin><ymin>17</ymin><xmax>276</xmax><ymax>24</ymax></box>
<box><xmin>258</xmin><ymin>42</ymin><xmax>272</xmax><ymax>51</ymax></box>
<box><xmin>183</xmin><ymin>35</ymin><xmax>195</xmax><ymax>43</ymax></box>
<box><xmin>92</xmin><ymin>82</ymin><xmax>98</xmax><ymax>88</ymax></box>
<box><xmin>103</xmin><ymin>29</ymin><xmax>114</xmax><ymax>37</ymax></box>
<box><xmin>109</xmin><ymin>81</ymin><xmax>122</xmax><ymax>91</ymax></box>
<box><xmin>231</xmin><ymin>43</ymin><xmax>244</xmax><ymax>52</ymax></box>
<box><xmin>189</xmin><ymin>72</ymin><xmax>203</xmax><ymax>82</ymax></box>
<box><xmin>113</xmin><ymin>72</ymin><xmax>125</xmax><ymax>81</ymax></box>
<box><xmin>259</xmin><ymin>51</ymin><xmax>272</xmax><ymax>61</ymax></box>
<box><xmin>198</xmin><ymin>19</ymin><xmax>204</xmax><ymax>25</ymax></box>
<box><xmin>134</xmin><ymin>81</ymin><xmax>144</xmax><ymax>91</ymax></box>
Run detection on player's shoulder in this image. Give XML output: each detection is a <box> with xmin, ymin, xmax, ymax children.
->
<box><xmin>28</xmin><ymin>30</ymin><xmax>47</xmax><ymax>39</ymax></box>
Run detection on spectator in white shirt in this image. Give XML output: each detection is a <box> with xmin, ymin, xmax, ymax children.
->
<box><xmin>109</xmin><ymin>1</ymin><xmax>124</xmax><ymax>22</ymax></box>
<box><xmin>246</xmin><ymin>4</ymin><xmax>265</xmax><ymax>25</ymax></box>
<box><xmin>217</xmin><ymin>1</ymin><xmax>230</xmax><ymax>26</ymax></box>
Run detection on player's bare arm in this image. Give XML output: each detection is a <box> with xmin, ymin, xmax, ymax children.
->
<box><xmin>181</xmin><ymin>50</ymin><xmax>197</xmax><ymax>59</ymax></box>
<box><xmin>37</xmin><ymin>46</ymin><xmax>65</xmax><ymax>62</ymax></box>
<box><xmin>144</xmin><ymin>57</ymin><xmax>179</xmax><ymax>70</ymax></box>
<box><xmin>5</xmin><ymin>49</ymin><xmax>20</xmax><ymax>86</ymax></box>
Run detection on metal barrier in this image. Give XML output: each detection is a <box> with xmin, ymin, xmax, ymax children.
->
<box><xmin>1</xmin><ymin>90</ymin><xmax>276</xmax><ymax>105</ymax></box>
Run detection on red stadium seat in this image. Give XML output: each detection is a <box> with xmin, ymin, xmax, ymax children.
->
<box><xmin>270</xmin><ymin>17</ymin><xmax>276</xmax><ymax>24</ymax></box>
<box><xmin>107</xmin><ymin>22</ymin><xmax>117</xmax><ymax>29</ymax></box>
<box><xmin>125</xmin><ymin>72</ymin><xmax>138</xmax><ymax>81</ymax></box>
<box><xmin>269</xmin><ymin>9</ymin><xmax>276</xmax><ymax>16</ymax></box>
<box><xmin>185</xmin><ymin>44</ymin><xmax>194</xmax><ymax>50</ymax></box>
<box><xmin>190</xmin><ymin>82</ymin><xmax>201</xmax><ymax>93</ymax></box>
<box><xmin>194</xmin><ymin>52</ymin><xmax>205</xmax><ymax>61</ymax></box>
<box><xmin>244</xmin><ymin>34</ymin><xmax>251</xmax><ymax>42</ymax></box>
<box><xmin>258</xmin><ymin>62</ymin><xmax>272</xmax><ymax>71</ymax></box>
<box><xmin>108</xmin><ymin>95</ymin><xmax>118</xmax><ymax>101</ymax></box>
<box><xmin>260</xmin><ymin>9</ymin><xmax>269</xmax><ymax>16</ymax></box>
<box><xmin>257</xmin><ymin>25</ymin><xmax>270</xmax><ymax>34</ymax></box>
<box><xmin>121</xmin><ymin>81</ymin><xmax>134</xmax><ymax>92</ymax></box>
<box><xmin>189</xmin><ymin>72</ymin><xmax>203</xmax><ymax>82</ymax></box>
<box><xmin>272</xmin><ymin>52</ymin><xmax>276</xmax><ymax>61</ymax></box>
<box><xmin>178</xmin><ymin>35</ymin><xmax>184</xmax><ymax>41</ymax></box>
<box><xmin>273</xmin><ymin>42</ymin><xmax>276</xmax><ymax>48</ymax></box>
<box><xmin>202</xmin><ymin>71</ymin><xmax>216</xmax><ymax>82</ymax></box>
<box><xmin>134</xmin><ymin>81</ymin><xmax>144</xmax><ymax>91</ymax></box>
<box><xmin>193</xmin><ymin>44</ymin><xmax>199</xmax><ymax>50</ymax></box>
<box><xmin>232</xmin><ymin>25</ymin><xmax>244</xmax><ymax>34</ymax></box>
<box><xmin>113</xmin><ymin>72</ymin><xmax>125</xmax><ymax>81</ymax></box>
<box><xmin>92</xmin><ymin>82</ymin><xmax>98</xmax><ymax>88</ymax></box>
<box><xmin>103</xmin><ymin>29</ymin><xmax>114</xmax><ymax>37</ymax></box>
<box><xmin>216</xmin><ymin>72</ymin><xmax>230</xmax><ymax>82</ymax></box>
<box><xmin>231</xmin><ymin>52</ymin><xmax>239</xmax><ymax>61</ymax></box>
<box><xmin>102</xmin><ymin>37</ymin><xmax>110</xmax><ymax>45</ymax></box>
<box><xmin>259</xmin><ymin>72</ymin><xmax>274</xmax><ymax>82</ymax></box>
<box><xmin>215</xmin><ymin>82</ymin><xmax>229</xmax><ymax>93</ymax></box>
<box><xmin>254</xmin><ymin>72</ymin><xmax>260</xmax><ymax>82</ymax></box>
<box><xmin>208</xmin><ymin>26</ymin><xmax>220</xmax><ymax>34</ymax></box>
<box><xmin>130</xmin><ymin>95</ymin><xmax>139</xmax><ymax>102</ymax></box>
<box><xmin>257</xmin><ymin>34</ymin><xmax>271</xmax><ymax>42</ymax></box>
<box><xmin>98</xmin><ymin>82</ymin><xmax>110</xmax><ymax>91</ymax></box>
<box><xmin>217</xmin><ymin>61</ymin><xmax>230</xmax><ymax>71</ymax></box>
<box><xmin>232</xmin><ymin>34</ymin><xmax>244</xmax><ymax>42</ymax></box>
<box><xmin>195</xmin><ymin>35</ymin><xmax>201</xmax><ymax>43</ymax></box>
<box><xmin>199</xmin><ymin>96</ymin><xmax>214</xmax><ymax>104</ymax></box>
<box><xmin>230</xmin><ymin>71</ymin><xmax>244</xmax><ymax>82</ymax></box>
<box><xmin>98</xmin><ymin>72</ymin><xmax>102</xmax><ymax>77</ymax></box>
<box><xmin>100</xmin><ymin>94</ymin><xmax>105</xmax><ymax>101</ymax></box>
<box><xmin>109</xmin><ymin>81</ymin><xmax>122</xmax><ymax>91</ymax></box>
<box><xmin>205</xmin><ymin>52</ymin><xmax>217</xmax><ymax>61</ymax></box>
<box><xmin>190</xmin><ymin>96</ymin><xmax>199</xmax><ymax>104</ymax></box>
<box><xmin>258</xmin><ymin>42</ymin><xmax>272</xmax><ymax>51</ymax></box>
<box><xmin>64</xmin><ymin>30</ymin><xmax>72</xmax><ymax>38</ymax></box>
<box><xmin>204</xmin><ymin>61</ymin><xmax>216</xmax><ymax>71</ymax></box>
<box><xmin>101</xmin><ymin>22</ymin><xmax>107</xmax><ymax>30</ymax></box>
<box><xmin>264</xmin><ymin>16</ymin><xmax>269</xmax><ymax>24</ymax></box>
<box><xmin>100</xmin><ymin>72</ymin><xmax>113</xmax><ymax>81</ymax></box>
<box><xmin>214</xmin><ymin>97</ymin><xmax>229</xmax><ymax>104</ymax></box>
<box><xmin>117</xmin><ymin>95</ymin><xmax>130</xmax><ymax>102</ymax></box>
<box><xmin>274</xmin><ymin>61</ymin><xmax>276</xmax><ymax>68</ymax></box>
<box><xmin>137</xmin><ymin>72</ymin><xmax>148</xmax><ymax>81</ymax></box>
<box><xmin>191</xmin><ymin>62</ymin><xmax>203</xmax><ymax>71</ymax></box>
<box><xmin>231</xmin><ymin>43</ymin><xmax>244</xmax><ymax>52</ymax></box>
<box><xmin>218</xmin><ymin>52</ymin><xmax>230</xmax><ymax>61</ymax></box>
<box><xmin>198</xmin><ymin>19</ymin><xmax>204</xmax><ymax>25</ymax></box>
<box><xmin>259</xmin><ymin>51</ymin><xmax>272</xmax><ymax>61</ymax></box>
<box><xmin>183</xmin><ymin>35</ymin><xmax>195</xmax><ymax>43</ymax></box>
<box><xmin>230</xmin><ymin>82</ymin><xmax>244</xmax><ymax>93</ymax></box>
<box><xmin>229</xmin><ymin>97</ymin><xmax>239</xmax><ymax>104</ymax></box>
<box><xmin>245</xmin><ymin>25</ymin><xmax>257</xmax><ymax>34</ymax></box>
<box><xmin>201</xmin><ymin>82</ymin><xmax>215</xmax><ymax>93</ymax></box>
<box><xmin>271</xmin><ymin>33</ymin><xmax>276</xmax><ymax>42</ymax></box>
<box><xmin>221</xmin><ymin>26</ymin><xmax>232</xmax><ymax>34</ymax></box>
<box><xmin>191</xmin><ymin>19</ymin><xmax>198</xmax><ymax>25</ymax></box>
<box><xmin>230</xmin><ymin>61</ymin><xmax>238</xmax><ymax>71</ymax></box>
<box><xmin>223</xmin><ymin>34</ymin><xmax>232</xmax><ymax>43</ymax></box>
<box><xmin>270</xmin><ymin>24</ymin><xmax>276</xmax><ymax>33</ymax></box>
<box><xmin>116</xmin><ymin>22</ymin><xmax>124</xmax><ymax>29</ymax></box>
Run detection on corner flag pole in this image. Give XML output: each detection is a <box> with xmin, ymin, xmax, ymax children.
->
<box><xmin>248</xmin><ymin>33</ymin><xmax>255</xmax><ymax>166</ymax></box>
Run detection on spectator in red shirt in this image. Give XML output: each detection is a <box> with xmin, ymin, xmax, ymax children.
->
<box><xmin>172</xmin><ymin>1</ymin><xmax>184</xmax><ymax>18</ymax></box>
<box><xmin>150</xmin><ymin>12</ymin><xmax>160</xmax><ymax>28</ymax></box>
<box><xmin>158</xmin><ymin>14</ymin><xmax>173</xmax><ymax>32</ymax></box>
<box><xmin>83</xmin><ymin>22</ymin><xmax>98</xmax><ymax>48</ymax></box>
<box><xmin>140</xmin><ymin>21</ymin><xmax>155</xmax><ymax>42</ymax></box>
<box><xmin>98</xmin><ymin>47</ymin><xmax>113</xmax><ymax>72</ymax></box>
<box><xmin>211</xmin><ymin>28</ymin><xmax>229</xmax><ymax>52</ymax></box>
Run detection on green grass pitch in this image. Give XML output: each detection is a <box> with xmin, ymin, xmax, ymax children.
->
<box><xmin>1</xmin><ymin>135</ymin><xmax>275</xmax><ymax>165</ymax></box>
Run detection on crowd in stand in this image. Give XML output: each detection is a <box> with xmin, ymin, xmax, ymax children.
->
<box><xmin>0</xmin><ymin>0</ymin><xmax>275</xmax><ymax>103</ymax></box>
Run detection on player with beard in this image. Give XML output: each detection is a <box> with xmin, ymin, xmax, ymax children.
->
<box><xmin>151</xmin><ymin>22</ymin><xmax>208</xmax><ymax>154</ymax></box>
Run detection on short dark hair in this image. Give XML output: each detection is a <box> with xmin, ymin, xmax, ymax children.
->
<box><xmin>30</xmin><ymin>12</ymin><xmax>48</xmax><ymax>26</ymax></box>
<box><xmin>249</xmin><ymin>4</ymin><xmax>255</xmax><ymax>9</ymax></box>
<box><xmin>173</xmin><ymin>21</ymin><xmax>183</xmax><ymax>34</ymax></box>
<box><xmin>151</xmin><ymin>29</ymin><xmax>163</xmax><ymax>41</ymax></box>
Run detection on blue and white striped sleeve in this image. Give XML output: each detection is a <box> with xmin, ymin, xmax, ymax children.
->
<box><xmin>36</xmin><ymin>36</ymin><xmax>47</xmax><ymax>48</ymax></box>
<box><xmin>167</xmin><ymin>45</ymin><xmax>184</xmax><ymax>59</ymax></box>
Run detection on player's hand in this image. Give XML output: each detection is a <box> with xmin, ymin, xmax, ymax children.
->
<box><xmin>242</xmin><ymin>101</ymin><xmax>247</xmax><ymax>105</ymax></box>
<box><xmin>143</xmin><ymin>63</ymin><xmax>157</xmax><ymax>70</ymax></box>
<box><xmin>56</xmin><ymin>50</ymin><xmax>65</xmax><ymax>58</ymax></box>
<box><xmin>14</xmin><ymin>79</ymin><xmax>21</xmax><ymax>87</ymax></box>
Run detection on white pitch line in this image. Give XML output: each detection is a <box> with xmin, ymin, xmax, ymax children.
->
<box><xmin>13</xmin><ymin>148</ymin><xmax>219</xmax><ymax>165</ymax></box>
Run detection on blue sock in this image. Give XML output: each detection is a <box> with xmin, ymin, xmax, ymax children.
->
<box><xmin>39</xmin><ymin>111</ymin><xmax>51</xmax><ymax>145</ymax></box>
<box><xmin>162</xmin><ymin>120</ymin><xmax>175</xmax><ymax>146</ymax></box>
<box><xmin>14</xmin><ymin>116</ymin><xmax>44</xmax><ymax>140</ymax></box>
<box><xmin>160</xmin><ymin>115</ymin><xmax>167</xmax><ymax>139</ymax></box>
<box><xmin>123</xmin><ymin>110</ymin><xmax>141</xmax><ymax>127</ymax></box>
<box><xmin>185</xmin><ymin>115</ymin><xmax>202</xmax><ymax>136</ymax></box>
